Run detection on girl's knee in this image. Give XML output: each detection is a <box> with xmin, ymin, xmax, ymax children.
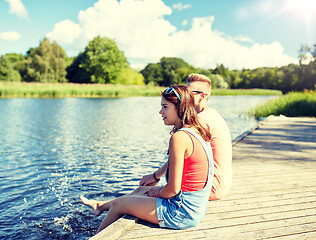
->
<box><xmin>132</xmin><ymin>186</ymin><xmax>148</xmax><ymax>195</ymax></box>
<box><xmin>133</xmin><ymin>186</ymin><xmax>142</xmax><ymax>193</ymax></box>
<box><xmin>111</xmin><ymin>197</ymin><xmax>127</xmax><ymax>213</ymax></box>
<box><xmin>111</xmin><ymin>198</ymin><xmax>121</xmax><ymax>208</ymax></box>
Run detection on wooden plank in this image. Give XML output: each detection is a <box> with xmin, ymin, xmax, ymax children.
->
<box><xmin>221</xmin><ymin>186</ymin><xmax>316</xmax><ymax>201</ymax></box>
<box><xmin>263</xmin><ymin>231</ymin><xmax>316</xmax><ymax>239</ymax></box>
<box><xmin>206</xmin><ymin>197</ymin><xmax>316</xmax><ymax>214</ymax></box>
<box><xmin>199</xmin><ymin>222</ymin><xmax>316</xmax><ymax>240</ymax></box>
<box><xmin>121</xmin><ymin>215</ymin><xmax>316</xmax><ymax>239</ymax></box>
<box><xmin>90</xmin><ymin>215</ymin><xmax>137</xmax><ymax>240</ymax></box>
<box><xmin>214</xmin><ymin>187</ymin><xmax>316</xmax><ymax>204</ymax></box>
<box><xmin>121</xmin><ymin>209</ymin><xmax>316</xmax><ymax>238</ymax></box>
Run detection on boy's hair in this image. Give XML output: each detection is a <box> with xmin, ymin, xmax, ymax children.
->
<box><xmin>186</xmin><ymin>73</ymin><xmax>212</xmax><ymax>95</ymax></box>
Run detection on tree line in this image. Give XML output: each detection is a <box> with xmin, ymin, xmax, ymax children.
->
<box><xmin>0</xmin><ymin>36</ymin><xmax>315</xmax><ymax>93</ymax></box>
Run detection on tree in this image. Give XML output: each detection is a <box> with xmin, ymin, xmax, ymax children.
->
<box><xmin>312</xmin><ymin>43</ymin><xmax>316</xmax><ymax>59</ymax></box>
<box><xmin>116</xmin><ymin>68</ymin><xmax>144</xmax><ymax>85</ymax></box>
<box><xmin>279</xmin><ymin>64</ymin><xmax>301</xmax><ymax>93</ymax></box>
<box><xmin>210</xmin><ymin>74</ymin><xmax>228</xmax><ymax>89</ymax></box>
<box><xmin>140</xmin><ymin>63</ymin><xmax>164</xmax><ymax>86</ymax></box>
<box><xmin>68</xmin><ymin>36</ymin><xmax>129</xmax><ymax>84</ymax></box>
<box><xmin>160</xmin><ymin>57</ymin><xmax>196</xmax><ymax>86</ymax></box>
<box><xmin>0</xmin><ymin>53</ymin><xmax>25</xmax><ymax>82</ymax></box>
<box><xmin>24</xmin><ymin>38</ymin><xmax>67</xmax><ymax>82</ymax></box>
<box><xmin>298</xmin><ymin>44</ymin><xmax>313</xmax><ymax>65</ymax></box>
<box><xmin>66</xmin><ymin>52</ymin><xmax>90</xmax><ymax>83</ymax></box>
<box><xmin>141</xmin><ymin>57</ymin><xmax>196</xmax><ymax>86</ymax></box>
<box><xmin>212</xmin><ymin>64</ymin><xmax>229</xmax><ymax>76</ymax></box>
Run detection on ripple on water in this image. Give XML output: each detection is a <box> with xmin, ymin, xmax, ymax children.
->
<box><xmin>0</xmin><ymin>96</ymin><xmax>274</xmax><ymax>239</ymax></box>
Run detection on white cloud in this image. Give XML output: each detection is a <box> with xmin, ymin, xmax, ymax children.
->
<box><xmin>172</xmin><ymin>3</ymin><xmax>191</xmax><ymax>11</ymax></box>
<box><xmin>182</xmin><ymin>20</ymin><xmax>188</xmax><ymax>26</ymax></box>
<box><xmin>47</xmin><ymin>0</ymin><xmax>297</xmax><ymax>69</ymax></box>
<box><xmin>0</xmin><ymin>31</ymin><xmax>21</xmax><ymax>41</ymax></box>
<box><xmin>233</xmin><ymin>35</ymin><xmax>254</xmax><ymax>43</ymax></box>
<box><xmin>168</xmin><ymin>17</ymin><xmax>297</xmax><ymax>69</ymax></box>
<box><xmin>4</xmin><ymin>0</ymin><xmax>28</xmax><ymax>19</ymax></box>
<box><xmin>46</xmin><ymin>20</ymin><xmax>81</xmax><ymax>44</ymax></box>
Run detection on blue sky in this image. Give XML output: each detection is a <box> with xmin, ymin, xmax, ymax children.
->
<box><xmin>1</xmin><ymin>0</ymin><xmax>315</xmax><ymax>69</ymax></box>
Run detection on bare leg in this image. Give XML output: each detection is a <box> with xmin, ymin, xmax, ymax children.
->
<box><xmin>80</xmin><ymin>195</ymin><xmax>113</xmax><ymax>216</ymax></box>
<box><xmin>97</xmin><ymin>195</ymin><xmax>158</xmax><ymax>233</ymax></box>
<box><xmin>81</xmin><ymin>186</ymin><xmax>161</xmax><ymax>216</ymax></box>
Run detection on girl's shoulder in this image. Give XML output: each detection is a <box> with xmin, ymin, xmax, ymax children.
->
<box><xmin>171</xmin><ymin>129</ymin><xmax>192</xmax><ymax>144</ymax></box>
<box><xmin>177</xmin><ymin>127</ymin><xmax>200</xmax><ymax>136</ymax></box>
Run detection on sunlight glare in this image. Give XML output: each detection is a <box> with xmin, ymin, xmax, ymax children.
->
<box><xmin>286</xmin><ymin>0</ymin><xmax>316</xmax><ymax>20</ymax></box>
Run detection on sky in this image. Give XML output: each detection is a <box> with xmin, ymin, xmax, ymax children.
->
<box><xmin>0</xmin><ymin>0</ymin><xmax>315</xmax><ymax>70</ymax></box>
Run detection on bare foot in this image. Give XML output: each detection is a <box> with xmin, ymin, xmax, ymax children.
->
<box><xmin>80</xmin><ymin>195</ymin><xmax>102</xmax><ymax>216</ymax></box>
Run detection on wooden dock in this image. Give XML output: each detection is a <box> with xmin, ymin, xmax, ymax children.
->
<box><xmin>91</xmin><ymin>116</ymin><xmax>316</xmax><ymax>240</ymax></box>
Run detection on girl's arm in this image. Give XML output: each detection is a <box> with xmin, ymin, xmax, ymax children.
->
<box><xmin>139</xmin><ymin>162</ymin><xmax>168</xmax><ymax>186</ymax></box>
<box><xmin>158</xmin><ymin>131</ymin><xmax>190</xmax><ymax>199</ymax></box>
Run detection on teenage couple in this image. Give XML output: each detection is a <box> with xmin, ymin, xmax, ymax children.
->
<box><xmin>81</xmin><ymin>73</ymin><xmax>232</xmax><ymax>234</ymax></box>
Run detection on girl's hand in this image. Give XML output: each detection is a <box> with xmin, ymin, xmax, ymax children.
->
<box><xmin>144</xmin><ymin>186</ymin><xmax>164</xmax><ymax>198</ymax></box>
<box><xmin>139</xmin><ymin>174</ymin><xmax>159</xmax><ymax>186</ymax></box>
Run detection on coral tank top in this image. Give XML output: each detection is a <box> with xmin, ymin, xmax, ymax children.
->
<box><xmin>181</xmin><ymin>131</ymin><xmax>208</xmax><ymax>192</ymax></box>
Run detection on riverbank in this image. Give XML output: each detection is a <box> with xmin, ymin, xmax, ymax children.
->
<box><xmin>0</xmin><ymin>82</ymin><xmax>282</xmax><ymax>98</ymax></box>
<box><xmin>250</xmin><ymin>90</ymin><xmax>316</xmax><ymax>119</ymax></box>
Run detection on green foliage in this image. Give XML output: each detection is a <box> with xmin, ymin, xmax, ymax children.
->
<box><xmin>66</xmin><ymin>52</ymin><xmax>90</xmax><ymax>83</ymax></box>
<box><xmin>141</xmin><ymin>57</ymin><xmax>198</xmax><ymax>86</ymax></box>
<box><xmin>24</xmin><ymin>38</ymin><xmax>67</xmax><ymax>83</ymax></box>
<box><xmin>250</xmin><ymin>90</ymin><xmax>316</xmax><ymax>119</ymax></box>
<box><xmin>67</xmin><ymin>36</ymin><xmax>129</xmax><ymax>84</ymax></box>
<box><xmin>160</xmin><ymin>57</ymin><xmax>196</xmax><ymax>85</ymax></box>
<box><xmin>141</xmin><ymin>63</ymin><xmax>164</xmax><ymax>86</ymax></box>
<box><xmin>65</xmin><ymin>56</ymin><xmax>75</xmax><ymax>67</ymax></box>
<box><xmin>228</xmin><ymin>60</ymin><xmax>316</xmax><ymax>93</ymax></box>
<box><xmin>1</xmin><ymin>36</ymin><xmax>316</xmax><ymax>92</ymax></box>
<box><xmin>116</xmin><ymin>68</ymin><xmax>144</xmax><ymax>85</ymax></box>
<box><xmin>210</xmin><ymin>74</ymin><xmax>228</xmax><ymax>89</ymax></box>
<box><xmin>0</xmin><ymin>53</ymin><xmax>26</xmax><ymax>82</ymax></box>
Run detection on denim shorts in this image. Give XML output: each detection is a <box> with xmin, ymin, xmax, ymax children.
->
<box><xmin>156</xmin><ymin>190</ymin><xmax>208</xmax><ymax>229</ymax></box>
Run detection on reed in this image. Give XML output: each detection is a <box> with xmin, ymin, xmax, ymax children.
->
<box><xmin>0</xmin><ymin>82</ymin><xmax>165</xmax><ymax>98</ymax></box>
<box><xmin>250</xmin><ymin>90</ymin><xmax>316</xmax><ymax>119</ymax></box>
<box><xmin>0</xmin><ymin>82</ymin><xmax>282</xmax><ymax>98</ymax></box>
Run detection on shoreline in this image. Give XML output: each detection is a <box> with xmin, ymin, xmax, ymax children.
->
<box><xmin>0</xmin><ymin>82</ymin><xmax>282</xmax><ymax>98</ymax></box>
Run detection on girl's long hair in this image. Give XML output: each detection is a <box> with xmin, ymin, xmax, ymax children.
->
<box><xmin>162</xmin><ymin>85</ymin><xmax>212</xmax><ymax>141</ymax></box>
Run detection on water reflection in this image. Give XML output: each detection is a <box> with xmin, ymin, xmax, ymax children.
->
<box><xmin>0</xmin><ymin>95</ymin><xmax>274</xmax><ymax>239</ymax></box>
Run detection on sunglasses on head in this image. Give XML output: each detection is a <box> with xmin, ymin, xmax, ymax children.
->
<box><xmin>164</xmin><ymin>87</ymin><xmax>181</xmax><ymax>101</ymax></box>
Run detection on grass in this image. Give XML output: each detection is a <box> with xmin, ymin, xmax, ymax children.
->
<box><xmin>0</xmin><ymin>82</ymin><xmax>282</xmax><ymax>98</ymax></box>
<box><xmin>211</xmin><ymin>88</ymin><xmax>282</xmax><ymax>96</ymax></box>
<box><xmin>0</xmin><ymin>82</ymin><xmax>165</xmax><ymax>98</ymax></box>
<box><xmin>249</xmin><ymin>90</ymin><xmax>316</xmax><ymax>119</ymax></box>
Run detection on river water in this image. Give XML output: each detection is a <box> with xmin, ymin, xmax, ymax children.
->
<box><xmin>0</xmin><ymin>95</ymin><xmax>275</xmax><ymax>239</ymax></box>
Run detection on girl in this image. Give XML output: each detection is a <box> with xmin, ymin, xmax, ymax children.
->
<box><xmin>81</xmin><ymin>85</ymin><xmax>214</xmax><ymax>233</ymax></box>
